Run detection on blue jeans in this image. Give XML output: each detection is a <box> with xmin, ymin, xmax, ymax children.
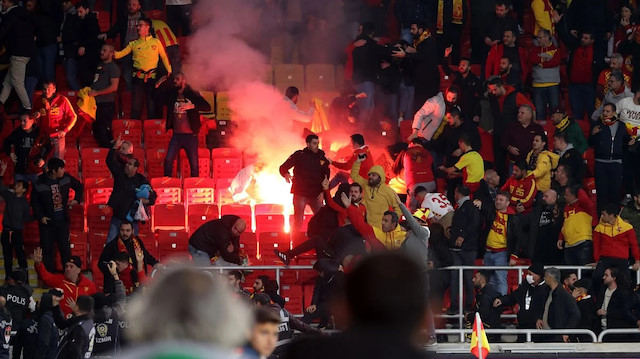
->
<box><xmin>64</xmin><ymin>58</ymin><xmax>80</xmax><ymax>91</ymax></box>
<box><xmin>189</xmin><ymin>245</ymin><xmax>211</xmax><ymax>267</ymax></box>
<box><xmin>532</xmin><ymin>85</ymin><xmax>559</xmax><ymax>122</ymax></box>
<box><xmin>568</xmin><ymin>83</ymin><xmax>595</xmax><ymax>121</ymax></box>
<box><xmin>354</xmin><ymin>81</ymin><xmax>374</xmax><ymax>126</ymax></box>
<box><xmin>564</xmin><ymin>241</ymin><xmax>593</xmax><ymax>265</ymax></box>
<box><xmin>398</xmin><ymin>82</ymin><xmax>415</xmax><ymax>119</ymax></box>
<box><xmin>292</xmin><ymin>194</ymin><xmax>323</xmax><ymax>235</ymax></box>
<box><xmin>164</xmin><ymin>133</ymin><xmax>199</xmax><ymax>177</ymax></box>
<box><xmin>38</xmin><ymin>44</ymin><xmax>57</xmax><ymax>83</ymax></box>
<box><xmin>484</xmin><ymin>250</ymin><xmax>509</xmax><ymax>295</ymax></box>
<box><xmin>107</xmin><ymin>217</ymin><xmax>139</xmax><ymax>242</ymax></box>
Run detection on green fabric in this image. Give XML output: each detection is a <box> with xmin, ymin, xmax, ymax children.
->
<box><xmin>564</xmin><ymin>121</ymin><xmax>588</xmax><ymax>154</ymax></box>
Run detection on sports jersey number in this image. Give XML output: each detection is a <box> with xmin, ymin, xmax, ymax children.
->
<box><xmin>431</xmin><ymin>194</ymin><xmax>449</xmax><ymax>209</ymax></box>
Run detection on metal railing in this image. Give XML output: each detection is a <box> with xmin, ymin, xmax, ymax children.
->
<box><xmin>203</xmin><ymin>264</ymin><xmax>640</xmax><ymax>343</ymax></box>
<box><xmin>437</xmin><ymin>265</ymin><xmax>640</xmax><ymax>332</ymax></box>
<box><xmin>598</xmin><ymin>328</ymin><xmax>640</xmax><ymax>342</ymax></box>
<box><xmin>435</xmin><ymin>328</ymin><xmax>598</xmax><ymax>343</ymax></box>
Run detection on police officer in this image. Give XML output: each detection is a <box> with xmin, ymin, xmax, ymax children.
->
<box><xmin>0</xmin><ymin>269</ymin><xmax>32</xmax><ymax>330</ymax></box>
<box><xmin>92</xmin><ymin>261</ymin><xmax>127</xmax><ymax>356</ymax></box>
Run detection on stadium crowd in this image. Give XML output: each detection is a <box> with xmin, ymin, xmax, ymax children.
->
<box><xmin>0</xmin><ymin>0</ymin><xmax>639</xmax><ymax>358</ymax></box>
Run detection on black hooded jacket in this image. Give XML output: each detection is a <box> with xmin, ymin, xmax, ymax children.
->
<box><xmin>188</xmin><ymin>215</ymin><xmax>242</xmax><ymax>263</ymax></box>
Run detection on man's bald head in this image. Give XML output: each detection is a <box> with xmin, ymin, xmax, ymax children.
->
<box><xmin>231</xmin><ymin>219</ymin><xmax>246</xmax><ymax>237</ymax></box>
<box><xmin>485</xmin><ymin>169</ymin><xmax>500</xmax><ymax>187</ymax></box>
<box><xmin>542</xmin><ymin>189</ymin><xmax>558</xmax><ymax>206</ymax></box>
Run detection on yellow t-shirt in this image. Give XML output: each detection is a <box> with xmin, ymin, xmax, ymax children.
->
<box><xmin>455</xmin><ymin>150</ymin><xmax>484</xmax><ymax>184</ymax></box>
<box><xmin>114</xmin><ymin>36</ymin><xmax>172</xmax><ymax>73</ymax></box>
<box><xmin>486</xmin><ymin>211</ymin><xmax>508</xmax><ymax>250</ymax></box>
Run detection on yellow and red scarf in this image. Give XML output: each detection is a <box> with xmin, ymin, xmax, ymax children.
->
<box><xmin>414</xmin><ymin>28</ymin><xmax>432</xmax><ymax>47</ymax></box>
<box><xmin>436</xmin><ymin>0</ymin><xmax>463</xmax><ymax>34</ymax></box>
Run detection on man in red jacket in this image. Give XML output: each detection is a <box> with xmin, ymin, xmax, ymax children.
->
<box><xmin>591</xmin><ymin>202</ymin><xmax>640</xmax><ymax>294</ymax></box>
<box><xmin>330</xmin><ymin>134</ymin><xmax>373</xmax><ymax>186</ymax></box>
<box><xmin>33</xmin><ymin>247</ymin><xmax>96</xmax><ymax>317</ymax></box>
<box><xmin>501</xmin><ymin>161</ymin><xmax>537</xmax><ymax>214</ymax></box>
<box><xmin>32</xmin><ymin>81</ymin><xmax>77</xmax><ymax>160</ymax></box>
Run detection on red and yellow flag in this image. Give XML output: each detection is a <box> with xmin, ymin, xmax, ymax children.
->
<box><xmin>470</xmin><ymin>312</ymin><xmax>490</xmax><ymax>359</ymax></box>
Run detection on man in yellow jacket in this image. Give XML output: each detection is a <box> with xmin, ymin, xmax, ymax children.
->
<box><xmin>351</xmin><ymin>158</ymin><xmax>402</xmax><ymax>228</ymax></box>
<box><xmin>114</xmin><ymin>17</ymin><xmax>172</xmax><ymax>120</ymax></box>
<box><xmin>341</xmin><ymin>193</ymin><xmax>406</xmax><ymax>251</ymax></box>
<box><xmin>526</xmin><ymin>133</ymin><xmax>559</xmax><ymax>192</ymax></box>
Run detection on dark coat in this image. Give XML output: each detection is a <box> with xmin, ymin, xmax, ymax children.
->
<box><xmin>0</xmin><ymin>5</ymin><xmax>36</xmax><ymax>57</ymax></box>
<box><xmin>473</xmin><ymin>284</ymin><xmax>503</xmax><ymax>330</ymax></box>
<box><xmin>589</xmin><ymin>120</ymin><xmax>629</xmax><ymax>161</ymax></box>
<box><xmin>407</xmin><ymin>34</ymin><xmax>440</xmax><ymax>102</ymax></box>
<box><xmin>31</xmin><ymin>173</ymin><xmax>84</xmax><ymax>222</ymax></box>
<box><xmin>548</xmin><ymin>286</ymin><xmax>581</xmax><ymax>331</ymax></box>
<box><xmin>106</xmin><ymin>149</ymin><xmax>156</xmax><ymax>220</ymax></box>
<box><xmin>98</xmin><ymin>236</ymin><xmax>158</xmax><ymax>293</ymax></box>
<box><xmin>105</xmin><ymin>12</ymin><xmax>141</xmax><ymax>48</ymax></box>
<box><xmin>595</xmin><ymin>287</ymin><xmax>636</xmax><ymax>330</ymax></box>
<box><xmin>188</xmin><ymin>215</ymin><xmax>242</xmax><ymax>264</ymax></box>
<box><xmin>352</xmin><ymin>35</ymin><xmax>385</xmax><ymax>84</ymax></box>
<box><xmin>279</xmin><ymin>148</ymin><xmax>330</xmax><ymax>198</ymax></box>
<box><xmin>53</xmin><ymin>311</ymin><xmax>94</xmax><ymax>359</ymax></box>
<box><xmin>60</xmin><ymin>10</ymin><xmax>79</xmax><ymax>59</ymax></box>
<box><xmin>520</xmin><ymin>202</ymin><xmax>563</xmax><ymax>259</ymax></box>
<box><xmin>574</xmin><ymin>296</ymin><xmax>597</xmax><ymax>342</ymax></box>
<box><xmin>450</xmin><ymin>199</ymin><xmax>482</xmax><ymax>251</ymax></box>
<box><xmin>77</xmin><ymin>12</ymin><xmax>102</xmax><ymax>63</ymax></box>
<box><xmin>156</xmin><ymin>82</ymin><xmax>211</xmax><ymax>134</ymax></box>
<box><xmin>558</xmin><ymin>147</ymin><xmax>585</xmax><ymax>183</ymax></box>
<box><xmin>500</xmin><ymin>282</ymin><xmax>550</xmax><ymax>328</ymax></box>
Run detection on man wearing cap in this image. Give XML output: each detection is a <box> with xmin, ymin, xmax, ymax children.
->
<box><xmin>494</xmin><ymin>263</ymin><xmax>550</xmax><ymax>341</ymax></box>
<box><xmin>0</xmin><ymin>269</ymin><xmax>32</xmax><ymax>330</ymax></box>
<box><xmin>33</xmin><ymin>247</ymin><xmax>96</xmax><ymax>317</ymax></box>
<box><xmin>551</xmin><ymin>105</ymin><xmax>587</xmax><ymax>155</ymax></box>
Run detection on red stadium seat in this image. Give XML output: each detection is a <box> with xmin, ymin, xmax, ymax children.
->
<box><xmin>184</xmin><ymin>177</ymin><xmax>216</xmax><ymax>206</ymax></box>
<box><xmin>152</xmin><ymin>203</ymin><xmax>186</xmax><ymax>231</ymax></box>
<box><xmin>477</xmin><ymin>128</ymin><xmax>494</xmax><ymax>163</ymax></box>
<box><xmin>69</xmin><ymin>231</ymin><xmax>86</xmax><ymax>244</ymax></box>
<box><xmin>258</xmin><ymin>231</ymin><xmax>290</xmax><ymax>264</ymax></box>
<box><xmin>146</xmin><ymin>148</ymin><xmax>174</xmax><ymax>179</ymax></box>
<box><xmin>151</xmin><ymin>177</ymin><xmax>182</xmax><ymax>204</ymax></box>
<box><xmin>143</xmin><ymin>120</ymin><xmax>172</xmax><ymax>149</ymax></box>
<box><xmin>112</xmin><ymin>119</ymin><xmax>143</xmax><ymax>147</ymax></box>
<box><xmin>92</xmin><ymin>259</ymin><xmax>104</xmax><ymax>291</ymax></box>
<box><xmin>179</xmin><ymin>148</ymin><xmax>211</xmax><ymax>178</ymax></box>
<box><xmin>84</xmin><ymin>177</ymin><xmax>114</xmax><ymax>206</ymax></box>
<box><xmin>215</xmin><ymin>178</ymin><xmax>234</xmax><ymax>204</ymax></box>
<box><xmin>69</xmin><ymin>242</ymin><xmax>88</xmax><ymax>269</ymax></box>
<box><xmin>68</xmin><ymin>204</ymin><xmax>85</xmax><ymax>233</ymax></box>
<box><xmin>157</xmin><ymin>229</ymin><xmax>189</xmax><ymax>261</ymax></box>
<box><xmin>220</xmin><ymin>204</ymin><xmax>252</xmax><ymax>229</ymax></box>
<box><xmin>89</xmin><ymin>230</ymin><xmax>109</xmax><ymax>263</ymax></box>
<box><xmin>187</xmin><ymin>203</ymin><xmax>219</xmax><ymax>234</ymax></box>
<box><xmin>255</xmin><ymin>204</ymin><xmax>285</xmax><ymax>236</ymax></box>
<box><xmin>240</xmin><ymin>232</ymin><xmax>258</xmax><ymax>260</ymax></box>
<box><xmin>65</xmin><ymin>148</ymin><xmax>80</xmax><ymax>178</ymax></box>
<box><xmin>132</xmin><ymin>148</ymin><xmax>146</xmax><ymax>175</ymax></box>
<box><xmin>137</xmin><ymin>231</ymin><xmax>158</xmax><ymax>258</ymax></box>
<box><xmin>86</xmin><ymin>204</ymin><xmax>113</xmax><ymax>232</ymax></box>
<box><xmin>81</xmin><ymin>148</ymin><xmax>111</xmax><ymax>178</ymax></box>
<box><xmin>211</xmin><ymin>147</ymin><xmax>242</xmax><ymax>179</ymax></box>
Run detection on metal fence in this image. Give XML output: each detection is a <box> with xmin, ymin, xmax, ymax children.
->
<box><xmin>205</xmin><ymin>264</ymin><xmax>640</xmax><ymax>343</ymax></box>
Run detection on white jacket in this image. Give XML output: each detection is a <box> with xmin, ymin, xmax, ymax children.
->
<box><xmin>412</xmin><ymin>92</ymin><xmax>446</xmax><ymax>140</ymax></box>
